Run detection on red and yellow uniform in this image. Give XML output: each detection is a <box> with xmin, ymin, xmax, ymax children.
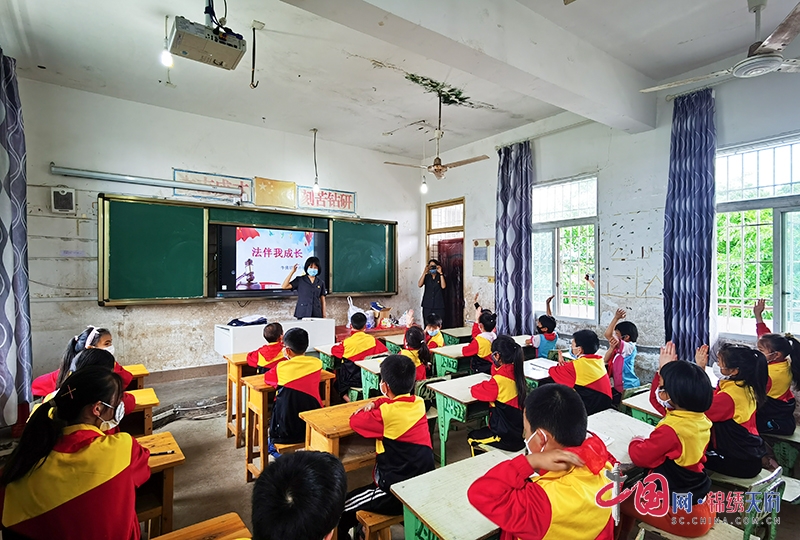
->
<box><xmin>463</xmin><ymin>332</ymin><xmax>496</xmax><ymax>374</ymax></box>
<box><xmin>246</xmin><ymin>341</ymin><xmax>284</xmax><ymax>371</ymax></box>
<box><xmin>31</xmin><ymin>363</ymin><xmax>134</xmax><ymax>398</ymax></box>
<box><xmin>425</xmin><ymin>331</ymin><xmax>445</xmax><ymax>349</ymax></box>
<box><xmin>0</xmin><ymin>425</ymin><xmax>150</xmax><ymax>540</ymax></box>
<box><xmin>333</xmin><ymin>331</ymin><xmax>389</xmax><ymax>395</ymax></box>
<box><xmin>400</xmin><ymin>348</ymin><xmax>428</xmax><ymax>381</ymax></box>
<box><xmin>265</xmin><ymin>355</ymin><xmax>323</xmax><ymax>444</ymax></box>
<box><xmin>705</xmin><ymin>379</ymin><xmax>765</xmax><ymax>463</ymax></box>
<box><xmin>469</xmin><ymin>363</ymin><xmax>524</xmax><ymax>449</ymax></box>
<box><xmin>755</xmin><ymin>322</ymin><xmax>796</xmax><ymax>435</ymax></box>
<box><xmin>549</xmin><ymin>355</ymin><xmax>612</xmax><ymax>415</ymax></box>
<box><xmin>468</xmin><ymin>435</ymin><xmax>614</xmax><ymax>540</ymax></box>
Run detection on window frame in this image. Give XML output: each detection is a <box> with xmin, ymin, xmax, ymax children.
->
<box><xmin>426</xmin><ymin>197</ymin><xmax>465</xmax><ymax>261</ymax></box>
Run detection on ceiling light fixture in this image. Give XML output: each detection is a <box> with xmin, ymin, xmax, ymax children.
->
<box><xmin>311</xmin><ymin>128</ymin><xmax>321</xmax><ymax>193</ymax></box>
<box><xmin>420</xmin><ymin>176</ymin><xmax>428</xmax><ymax>194</ymax></box>
<box><xmin>161</xmin><ymin>15</ymin><xmax>174</xmax><ymax>68</ymax></box>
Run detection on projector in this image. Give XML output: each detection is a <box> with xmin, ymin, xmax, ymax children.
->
<box><xmin>168</xmin><ymin>16</ymin><xmax>246</xmax><ymax>70</ymax></box>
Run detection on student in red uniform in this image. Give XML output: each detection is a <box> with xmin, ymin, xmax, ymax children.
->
<box><xmin>753</xmin><ymin>299</ymin><xmax>799</xmax><ymax>435</ymax></box>
<box><xmin>265</xmin><ymin>328</ymin><xmax>323</xmax><ymax>458</ymax></box>
<box><xmin>338</xmin><ymin>355</ymin><xmax>435</xmax><ymax>540</ymax></box>
<box><xmin>695</xmin><ymin>343</ymin><xmax>768</xmax><ymax>478</ymax></box>
<box><xmin>468</xmin><ymin>384</ymin><xmax>614</xmax><ymax>540</ymax></box>
<box><xmin>401</xmin><ymin>326</ymin><xmax>432</xmax><ymax>382</ymax></box>
<box><xmin>548</xmin><ymin>329</ymin><xmax>612</xmax><ymax>415</ymax></box>
<box><xmin>1</xmin><ymin>366</ymin><xmax>150</xmax><ymax>540</ymax></box>
<box><xmin>463</xmin><ymin>310</ymin><xmax>498</xmax><ymax>374</ymax></box>
<box><xmin>247</xmin><ymin>322</ymin><xmax>285</xmax><ymax>374</ymax></box>
<box><xmin>467</xmin><ymin>335</ymin><xmax>528</xmax><ymax>453</ymax></box>
<box><xmin>251</xmin><ymin>451</ymin><xmax>347</xmax><ymax>540</ymax></box>
<box><xmin>618</xmin><ymin>345</ymin><xmax>716</xmax><ymax>538</ymax></box>
<box><xmin>333</xmin><ymin>312</ymin><xmax>388</xmax><ymax>401</ymax></box>
<box><xmin>424</xmin><ymin>313</ymin><xmax>445</xmax><ymax>349</ymax></box>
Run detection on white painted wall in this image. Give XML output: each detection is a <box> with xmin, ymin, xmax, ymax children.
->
<box><xmin>21</xmin><ymin>79</ymin><xmax>422</xmax><ymax>375</ymax></box>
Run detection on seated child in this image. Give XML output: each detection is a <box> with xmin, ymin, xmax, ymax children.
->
<box><xmin>468</xmin><ymin>384</ymin><xmax>614</xmax><ymax>540</ymax></box>
<box><xmin>603</xmin><ymin>309</ymin><xmax>641</xmax><ymax>402</ymax></box>
<box><xmin>527</xmin><ymin>294</ymin><xmax>558</xmax><ymax>359</ymax></box>
<box><xmin>424</xmin><ymin>313</ymin><xmax>444</xmax><ymax>349</ymax></box>
<box><xmin>338</xmin><ymin>355</ymin><xmax>435</xmax><ymax>540</ymax></box>
<box><xmin>695</xmin><ymin>343</ymin><xmax>768</xmax><ymax>478</ymax></box>
<box><xmin>463</xmin><ymin>310</ymin><xmax>498</xmax><ymax>375</ymax></box>
<box><xmin>265</xmin><ymin>328</ymin><xmax>323</xmax><ymax>456</ymax></box>
<box><xmin>401</xmin><ymin>326</ymin><xmax>432</xmax><ymax>382</ymax></box>
<box><xmin>754</xmin><ymin>299</ymin><xmax>799</xmax><ymax>435</ymax></box>
<box><xmin>467</xmin><ymin>335</ymin><xmax>527</xmax><ymax>453</ymax></box>
<box><xmin>549</xmin><ymin>329</ymin><xmax>612</xmax><ymax>415</ymax></box>
<box><xmin>332</xmin><ymin>312</ymin><xmax>388</xmax><ymax>400</ymax></box>
<box><xmin>251</xmin><ymin>451</ymin><xmax>347</xmax><ymax>540</ymax></box>
<box><xmin>247</xmin><ymin>322</ymin><xmax>285</xmax><ymax>374</ymax></box>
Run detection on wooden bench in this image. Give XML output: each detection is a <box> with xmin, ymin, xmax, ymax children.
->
<box><xmin>637</xmin><ymin>522</ymin><xmax>758</xmax><ymax>540</ymax></box>
<box><xmin>709</xmin><ymin>468</ymin><xmax>800</xmax><ymax>504</ymax></box>
<box><xmin>156</xmin><ymin>513</ymin><xmax>251</xmax><ymax>540</ymax></box>
<box><xmin>356</xmin><ymin>511</ymin><xmax>403</xmax><ymax>540</ymax></box>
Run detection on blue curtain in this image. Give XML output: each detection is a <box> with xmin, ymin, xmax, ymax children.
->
<box><xmin>495</xmin><ymin>141</ymin><xmax>534</xmax><ymax>335</ymax></box>
<box><xmin>0</xmin><ymin>50</ymin><xmax>31</xmax><ymax>426</ymax></box>
<box><xmin>663</xmin><ymin>89</ymin><xmax>716</xmax><ymax>361</ymax></box>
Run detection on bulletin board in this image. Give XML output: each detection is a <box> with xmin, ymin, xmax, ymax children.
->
<box><xmin>472</xmin><ymin>238</ymin><xmax>495</xmax><ymax>277</ymax></box>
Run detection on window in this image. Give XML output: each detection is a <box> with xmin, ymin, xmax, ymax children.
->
<box><xmin>715</xmin><ymin>136</ymin><xmax>800</xmax><ymax>336</ymax></box>
<box><xmin>426</xmin><ymin>198</ymin><xmax>464</xmax><ymax>261</ymax></box>
<box><xmin>532</xmin><ymin>176</ymin><xmax>598</xmax><ymax>320</ymax></box>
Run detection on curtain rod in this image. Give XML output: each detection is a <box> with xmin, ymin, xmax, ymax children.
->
<box><xmin>495</xmin><ymin>119</ymin><xmax>594</xmax><ymax>150</ymax></box>
<box><xmin>666</xmin><ymin>81</ymin><xmax>727</xmax><ymax>102</ymax></box>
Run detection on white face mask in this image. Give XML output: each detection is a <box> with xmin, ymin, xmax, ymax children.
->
<box><xmin>426</xmin><ymin>329</ymin><xmax>440</xmax><ymax>337</ymax></box>
<box><xmin>524</xmin><ymin>429</ymin><xmax>547</xmax><ymax>455</ymax></box>
<box><xmin>99</xmin><ymin>401</ymin><xmax>125</xmax><ymax>431</ymax></box>
<box><xmin>655</xmin><ymin>387</ymin><xmax>673</xmax><ymax>410</ymax></box>
<box><xmin>380</xmin><ymin>382</ymin><xmax>388</xmax><ymax>399</ymax></box>
<box><xmin>103</xmin><ymin>345</ymin><xmax>115</xmax><ymax>356</ymax></box>
<box><xmin>713</xmin><ymin>363</ymin><xmax>731</xmax><ymax>381</ymax></box>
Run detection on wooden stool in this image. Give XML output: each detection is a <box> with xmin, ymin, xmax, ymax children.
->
<box><xmin>356</xmin><ymin>511</ymin><xmax>403</xmax><ymax>540</ymax></box>
<box><xmin>637</xmin><ymin>522</ymin><xmax>758</xmax><ymax>540</ymax></box>
<box><xmin>156</xmin><ymin>512</ymin><xmax>251</xmax><ymax>540</ymax></box>
<box><xmin>274</xmin><ymin>442</ymin><xmax>303</xmax><ymax>454</ymax></box>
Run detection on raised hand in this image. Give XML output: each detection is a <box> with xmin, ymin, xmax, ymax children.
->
<box><xmin>659</xmin><ymin>341</ymin><xmax>677</xmax><ymax>370</ymax></box>
<box><xmin>695</xmin><ymin>344</ymin><xmax>709</xmax><ymax>369</ymax></box>
<box><xmin>754</xmin><ymin>299</ymin><xmax>766</xmax><ymax>322</ymax></box>
<box><xmin>614</xmin><ymin>309</ymin><xmax>626</xmax><ymax>320</ymax></box>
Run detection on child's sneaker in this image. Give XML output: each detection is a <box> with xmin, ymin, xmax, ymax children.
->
<box><xmin>370</xmin><ymin>301</ymin><xmax>387</xmax><ymax>311</ymax></box>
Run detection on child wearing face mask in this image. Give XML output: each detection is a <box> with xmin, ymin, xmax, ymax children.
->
<box><xmin>338</xmin><ymin>355</ymin><xmax>434</xmax><ymax>540</ymax></box>
<box><xmin>603</xmin><ymin>310</ymin><xmax>641</xmax><ymax>403</ymax></box>
<box><xmin>467</xmin><ymin>335</ymin><xmax>528</xmax><ymax>454</ymax></box>
<box><xmin>468</xmin><ymin>384</ymin><xmax>614</xmax><ymax>540</ymax></box>
<box><xmin>1</xmin><ymin>366</ymin><xmax>150</xmax><ymax>540</ymax></box>
<box><xmin>424</xmin><ymin>313</ymin><xmax>445</xmax><ymax>349</ymax></box>
<box><xmin>247</xmin><ymin>322</ymin><xmax>285</xmax><ymax>375</ymax></box>
<box><xmin>695</xmin><ymin>343</ymin><xmax>768</xmax><ymax>478</ymax></box>
<box><xmin>549</xmin><ymin>329</ymin><xmax>613</xmax><ymax>415</ymax></box>
<box><xmin>463</xmin><ymin>310</ymin><xmax>498</xmax><ymax>375</ymax></box>
<box><xmin>401</xmin><ymin>326</ymin><xmax>432</xmax><ymax>382</ymax></box>
<box><xmin>525</xmin><ymin>294</ymin><xmax>558</xmax><ymax>359</ymax></box>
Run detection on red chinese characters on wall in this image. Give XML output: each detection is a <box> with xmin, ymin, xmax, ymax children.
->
<box><xmin>297</xmin><ymin>187</ymin><xmax>356</xmax><ymax>213</ymax></box>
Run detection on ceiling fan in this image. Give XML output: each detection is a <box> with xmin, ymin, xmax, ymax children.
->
<box><xmin>384</xmin><ymin>94</ymin><xmax>489</xmax><ymax>180</ymax></box>
<box><xmin>641</xmin><ymin>0</ymin><xmax>800</xmax><ymax>93</ymax></box>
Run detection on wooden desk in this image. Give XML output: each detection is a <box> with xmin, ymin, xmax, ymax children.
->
<box><xmin>522</xmin><ymin>358</ymin><xmax>558</xmax><ymax>390</ymax></box>
<box><xmin>429</xmin><ymin>374</ymin><xmax>491</xmax><ymax>467</ymax></box>
<box><xmin>587</xmin><ymin>409</ymin><xmax>654</xmax><ymax>464</ymax></box>
<box><xmin>314</xmin><ymin>343</ymin><xmax>336</xmax><ymax>371</ymax></box>
<box><xmin>138</xmin><ymin>431</ymin><xmax>186</xmax><ymax>535</ymax></box>
<box><xmin>157</xmin><ymin>513</ymin><xmax>251</xmax><ymax>540</ymax></box>
<box><xmin>299</xmin><ymin>400</ymin><xmax>377</xmax><ymax>472</ymax></box>
<box><xmin>621</xmin><ymin>390</ymin><xmax>662</xmax><ymax>426</ymax></box>
<box><xmin>121</xmin><ymin>388</ymin><xmax>160</xmax><ymax>437</ymax></box>
<box><xmin>431</xmin><ymin>343</ymin><xmax>471</xmax><ymax>377</ymax></box>
<box><xmin>391</xmin><ymin>450</ymin><xmax>507</xmax><ymax>540</ymax></box>
<box><xmin>224</xmin><ymin>352</ymin><xmax>257</xmax><ymax>448</ymax></box>
<box><xmin>355</xmin><ymin>356</ymin><xmax>385</xmax><ymax>399</ymax></box>
<box><xmin>124</xmin><ymin>363</ymin><xmax>150</xmax><ymax>390</ymax></box>
<box><xmin>441</xmin><ymin>326</ymin><xmax>473</xmax><ymax>346</ymax></box>
<box><xmin>335</xmin><ymin>325</ymin><xmax>404</xmax><ymax>342</ymax></box>
<box><xmin>381</xmin><ymin>333</ymin><xmax>406</xmax><ymax>354</ymax></box>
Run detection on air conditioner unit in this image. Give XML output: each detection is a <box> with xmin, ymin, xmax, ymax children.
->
<box><xmin>51</xmin><ymin>188</ymin><xmax>76</xmax><ymax>214</ymax></box>
<box><xmin>168</xmin><ymin>16</ymin><xmax>246</xmax><ymax>70</ymax></box>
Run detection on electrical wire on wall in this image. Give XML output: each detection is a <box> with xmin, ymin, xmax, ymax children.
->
<box><xmin>250</xmin><ymin>27</ymin><xmax>259</xmax><ymax>89</ymax></box>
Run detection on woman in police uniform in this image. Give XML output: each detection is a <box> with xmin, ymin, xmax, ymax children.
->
<box><xmin>281</xmin><ymin>256</ymin><xmax>327</xmax><ymax>319</ymax></box>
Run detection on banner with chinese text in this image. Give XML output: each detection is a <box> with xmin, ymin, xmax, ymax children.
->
<box><xmin>297</xmin><ymin>186</ymin><xmax>356</xmax><ymax>214</ymax></box>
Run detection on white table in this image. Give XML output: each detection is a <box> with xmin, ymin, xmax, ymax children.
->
<box><xmin>587</xmin><ymin>409</ymin><xmax>654</xmax><ymax>464</ymax></box>
<box><xmin>429</xmin><ymin>373</ymin><xmax>491</xmax><ymax>467</ymax></box>
<box><xmin>431</xmin><ymin>343</ymin><xmax>470</xmax><ymax>376</ymax></box>
<box><xmin>314</xmin><ymin>343</ymin><xmax>336</xmax><ymax>371</ymax></box>
<box><xmin>621</xmin><ymin>390</ymin><xmax>663</xmax><ymax>426</ymax></box>
<box><xmin>354</xmin><ymin>356</ymin><xmax>385</xmax><ymax>398</ymax></box>
<box><xmin>382</xmin><ymin>333</ymin><xmax>406</xmax><ymax>353</ymax></box>
<box><xmin>513</xmin><ymin>335</ymin><xmax>533</xmax><ymax>347</ymax></box>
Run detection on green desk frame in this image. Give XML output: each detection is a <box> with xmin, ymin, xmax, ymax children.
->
<box><xmin>433</xmin><ymin>352</ymin><xmax>470</xmax><ymax>377</ymax></box>
<box><xmin>629</xmin><ymin>408</ymin><xmax>661</xmax><ymax>427</ymax></box>
<box><xmin>402</xmin><ymin>506</ymin><xmax>499</xmax><ymax>540</ymax></box>
<box><xmin>360</xmin><ymin>368</ymin><xmax>381</xmax><ymax>399</ymax></box>
<box><xmin>434</xmin><ymin>392</ymin><xmax>489</xmax><ymax>467</ymax></box>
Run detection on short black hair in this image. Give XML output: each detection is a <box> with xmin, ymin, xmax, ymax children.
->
<box><xmin>380</xmin><ymin>354</ymin><xmax>416</xmax><ymax>395</ymax></box>
<box><xmin>573</xmin><ymin>329</ymin><xmax>600</xmax><ymax>355</ymax></box>
<box><xmin>615</xmin><ymin>321</ymin><xmax>638</xmax><ymax>342</ymax></box>
<box><xmin>427</xmin><ymin>259</ymin><xmax>440</xmax><ymax>266</ymax></box>
<box><xmin>660</xmin><ymin>361</ymin><xmax>713</xmax><ymax>412</ymax></box>
<box><xmin>538</xmin><ymin>315</ymin><xmax>556</xmax><ymax>333</ymax></box>
<box><xmin>304</xmin><ymin>256</ymin><xmax>322</xmax><ymax>273</ymax></box>
<box><xmin>252</xmin><ymin>451</ymin><xmax>347</xmax><ymax>540</ymax></box>
<box><xmin>74</xmin><ymin>348</ymin><xmax>115</xmax><ymax>372</ymax></box>
<box><xmin>479</xmin><ymin>310</ymin><xmax>497</xmax><ymax>332</ymax></box>
<box><xmin>524</xmin><ymin>384</ymin><xmax>587</xmax><ymax>447</ymax></box>
<box><xmin>350</xmin><ymin>312</ymin><xmax>367</xmax><ymax>330</ymax></box>
<box><xmin>264</xmin><ymin>322</ymin><xmax>284</xmax><ymax>344</ymax></box>
<box><xmin>283</xmin><ymin>328</ymin><xmax>309</xmax><ymax>354</ymax></box>
<box><xmin>425</xmin><ymin>313</ymin><xmax>442</xmax><ymax>328</ymax></box>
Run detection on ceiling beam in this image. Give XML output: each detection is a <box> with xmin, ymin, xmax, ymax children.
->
<box><xmin>281</xmin><ymin>0</ymin><xmax>657</xmax><ymax>133</ymax></box>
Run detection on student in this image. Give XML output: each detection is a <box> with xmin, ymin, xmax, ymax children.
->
<box><xmin>1</xmin><ymin>366</ymin><xmax>150</xmax><ymax>540</ymax></box>
<box><xmin>603</xmin><ymin>309</ymin><xmax>641</xmax><ymax>402</ymax></box>
<box><xmin>526</xmin><ymin>294</ymin><xmax>558</xmax><ymax>359</ymax></box>
<box><xmin>468</xmin><ymin>384</ymin><xmax>614</xmax><ymax>540</ymax></box>
<box><xmin>696</xmin><ymin>343</ymin><xmax>768</xmax><ymax>478</ymax></box>
<box><xmin>467</xmin><ymin>335</ymin><xmax>528</xmax><ymax>453</ymax></box>
<box><xmin>463</xmin><ymin>310</ymin><xmax>498</xmax><ymax>374</ymax></box>
<box><xmin>401</xmin><ymin>326</ymin><xmax>432</xmax><ymax>382</ymax></box>
<box><xmin>332</xmin><ymin>312</ymin><xmax>388</xmax><ymax>400</ymax></box>
<box><xmin>251</xmin><ymin>451</ymin><xmax>347</xmax><ymax>540</ymax></box>
<box><xmin>338</xmin><ymin>355</ymin><xmax>435</xmax><ymax>540</ymax></box>
<box><xmin>265</xmin><ymin>328</ymin><xmax>323</xmax><ymax>456</ymax></box>
<box><xmin>247</xmin><ymin>322</ymin><xmax>285</xmax><ymax>374</ymax></box>
<box><xmin>620</xmin><ymin>347</ymin><xmax>715</xmax><ymax>538</ymax></box>
<box><xmin>549</xmin><ymin>329</ymin><xmax>612</xmax><ymax>415</ymax></box>
<box><xmin>753</xmin><ymin>299</ymin><xmax>799</xmax><ymax>435</ymax></box>
<box><xmin>424</xmin><ymin>313</ymin><xmax>445</xmax><ymax>349</ymax></box>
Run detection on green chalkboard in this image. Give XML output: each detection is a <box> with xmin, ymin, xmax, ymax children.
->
<box><xmin>104</xmin><ymin>200</ymin><xmax>205</xmax><ymax>303</ymax></box>
<box><xmin>330</xmin><ymin>220</ymin><xmax>395</xmax><ymax>294</ymax></box>
<box><xmin>208</xmin><ymin>207</ymin><xmax>328</xmax><ymax>231</ymax></box>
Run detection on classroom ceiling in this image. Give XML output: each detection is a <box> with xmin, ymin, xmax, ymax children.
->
<box><xmin>1</xmin><ymin>0</ymin><xmax>797</xmax><ymax>159</ymax></box>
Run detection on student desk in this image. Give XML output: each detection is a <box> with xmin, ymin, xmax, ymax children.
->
<box><xmin>157</xmin><ymin>513</ymin><xmax>251</xmax><ymax>540</ymax></box>
<box><xmin>587</xmin><ymin>409</ymin><xmax>654</xmax><ymax>464</ymax></box>
<box><xmin>522</xmin><ymin>358</ymin><xmax>558</xmax><ymax>390</ymax></box>
<box><xmin>224</xmin><ymin>352</ymin><xmax>258</xmax><ymax>448</ymax></box>
<box><xmin>355</xmin><ymin>356</ymin><xmax>386</xmax><ymax>399</ymax></box>
<box><xmin>137</xmin><ymin>431</ymin><xmax>186</xmax><ymax>535</ymax></box>
<box><xmin>441</xmin><ymin>326</ymin><xmax>473</xmax><ymax>345</ymax></box>
<box><xmin>299</xmin><ymin>400</ymin><xmax>377</xmax><ymax>472</ymax></box>
<box><xmin>124</xmin><ymin>363</ymin><xmax>150</xmax><ymax>390</ymax></box>
<box><xmin>391</xmin><ymin>450</ymin><xmax>508</xmax><ymax>540</ymax></box>
<box><xmin>428</xmin><ymin>374</ymin><xmax>492</xmax><ymax>467</ymax></box>
<box><xmin>381</xmin><ymin>333</ymin><xmax>406</xmax><ymax>354</ymax></box>
<box><xmin>763</xmin><ymin>430</ymin><xmax>800</xmax><ymax>476</ymax></box>
<box><xmin>431</xmin><ymin>343</ymin><xmax>471</xmax><ymax>377</ymax></box>
<box><xmin>122</xmin><ymin>388</ymin><xmax>160</xmax><ymax>437</ymax></box>
<box><xmin>621</xmin><ymin>391</ymin><xmax>662</xmax><ymax>426</ymax></box>
<box><xmin>314</xmin><ymin>343</ymin><xmax>336</xmax><ymax>371</ymax></box>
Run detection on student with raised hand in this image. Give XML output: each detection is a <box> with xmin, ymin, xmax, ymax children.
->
<box><xmin>463</xmin><ymin>309</ymin><xmax>498</xmax><ymax>374</ymax></box>
<box><xmin>753</xmin><ymin>299</ymin><xmax>799</xmax><ymax>435</ymax></box>
<box><xmin>603</xmin><ymin>309</ymin><xmax>641</xmax><ymax>401</ymax></box>
<box><xmin>548</xmin><ymin>329</ymin><xmax>612</xmax><ymax>415</ymax></box>
<box><xmin>424</xmin><ymin>313</ymin><xmax>445</xmax><ymax>349</ymax></box>
<box><xmin>247</xmin><ymin>322</ymin><xmax>285</xmax><ymax>374</ymax></box>
<box><xmin>468</xmin><ymin>384</ymin><xmax>614</xmax><ymax>540</ymax></box>
<box><xmin>401</xmin><ymin>326</ymin><xmax>432</xmax><ymax>382</ymax></box>
<box><xmin>696</xmin><ymin>343</ymin><xmax>768</xmax><ymax>478</ymax></box>
<box><xmin>467</xmin><ymin>335</ymin><xmax>528</xmax><ymax>454</ymax></box>
<box><xmin>332</xmin><ymin>312</ymin><xmax>388</xmax><ymax>401</ymax></box>
<box><xmin>526</xmin><ymin>294</ymin><xmax>558</xmax><ymax>359</ymax></box>
<box><xmin>251</xmin><ymin>451</ymin><xmax>347</xmax><ymax>540</ymax></box>
<box><xmin>1</xmin><ymin>366</ymin><xmax>150</xmax><ymax>540</ymax></box>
